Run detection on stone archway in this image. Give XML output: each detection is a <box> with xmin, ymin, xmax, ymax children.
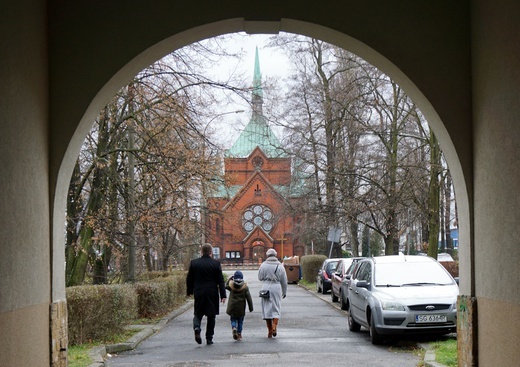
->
<box><xmin>50</xmin><ymin>10</ymin><xmax>473</xmax><ymax>367</ymax></box>
<box><xmin>9</xmin><ymin>2</ymin><xmax>520</xmax><ymax>366</ymax></box>
<box><xmin>55</xmin><ymin>18</ymin><xmax>471</xmax><ymax>290</ymax></box>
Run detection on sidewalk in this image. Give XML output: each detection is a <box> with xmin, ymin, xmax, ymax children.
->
<box><xmin>87</xmin><ymin>300</ymin><xmax>193</xmax><ymax>367</ymax></box>
<box><xmin>86</xmin><ymin>286</ymin><xmax>451</xmax><ymax>367</ymax></box>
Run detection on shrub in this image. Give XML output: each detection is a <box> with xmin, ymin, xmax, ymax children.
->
<box><xmin>136</xmin><ymin>271</ymin><xmax>172</xmax><ymax>281</ymax></box>
<box><xmin>67</xmin><ymin>271</ymin><xmax>187</xmax><ymax>345</ymax></box>
<box><xmin>67</xmin><ymin>284</ymin><xmax>137</xmax><ymax>345</ymax></box>
<box><xmin>300</xmin><ymin>255</ymin><xmax>327</xmax><ymax>282</ymax></box>
<box><xmin>135</xmin><ymin>274</ymin><xmax>186</xmax><ymax>318</ymax></box>
<box><xmin>440</xmin><ymin>261</ymin><xmax>459</xmax><ymax>278</ymax></box>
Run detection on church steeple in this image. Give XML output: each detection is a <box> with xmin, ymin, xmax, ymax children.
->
<box><xmin>226</xmin><ymin>48</ymin><xmax>285</xmax><ymax>158</ymax></box>
<box><xmin>251</xmin><ymin>46</ymin><xmax>263</xmax><ymax>117</ymax></box>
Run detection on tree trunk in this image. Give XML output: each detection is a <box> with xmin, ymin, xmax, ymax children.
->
<box><xmin>67</xmin><ymin>112</ymin><xmax>110</xmax><ymax>286</ymax></box>
<box><xmin>65</xmin><ymin>162</ymin><xmax>83</xmax><ymax>286</ymax></box>
<box><xmin>126</xmin><ymin>85</ymin><xmax>136</xmax><ymax>282</ymax></box>
<box><xmin>427</xmin><ymin>131</ymin><xmax>441</xmax><ymax>259</ymax></box>
<box><xmin>444</xmin><ymin>173</ymin><xmax>453</xmax><ymax>254</ymax></box>
<box><xmin>349</xmin><ymin>221</ymin><xmax>359</xmax><ymax>256</ymax></box>
<box><xmin>361</xmin><ymin>225</ymin><xmax>370</xmax><ymax>257</ymax></box>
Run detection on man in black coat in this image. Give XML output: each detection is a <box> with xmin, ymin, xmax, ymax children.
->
<box><xmin>186</xmin><ymin>243</ymin><xmax>227</xmax><ymax>345</ymax></box>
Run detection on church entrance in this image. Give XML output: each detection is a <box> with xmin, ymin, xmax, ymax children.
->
<box><xmin>252</xmin><ymin>241</ymin><xmax>266</xmax><ymax>264</ymax></box>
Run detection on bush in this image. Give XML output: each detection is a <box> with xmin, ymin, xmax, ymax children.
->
<box><xmin>67</xmin><ymin>284</ymin><xmax>137</xmax><ymax>345</ymax></box>
<box><xmin>440</xmin><ymin>261</ymin><xmax>459</xmax><ymax>278</ymax></box>
<box><xmin>135</xmin><ymin>273</ymin><xmax>187</xmax><ymax>318</ymax></box>
<box><xmin>136</xmin><ymin>271</ymin><xmax>173</xmax><ymax>281</ymax></box>
<box><xmin>67</xmin><ymin>271</ymin><xmax>187</xmax><ymax>345</ymax></box>
<box><xmin>300</xmin><ymin>255</ymin><xmax>327</xmax><ymax>282</ymax></box>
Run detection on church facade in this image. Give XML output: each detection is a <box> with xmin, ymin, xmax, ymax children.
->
<box><xmin>205</xmin><ymin>49</ymin><xmax>306</xmax><ymax>264</ymax></box>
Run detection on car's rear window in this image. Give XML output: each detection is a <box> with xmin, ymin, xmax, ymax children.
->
<box><xmin>327</xmin><ymin>262</ymin><xmax>338</xmax><ymax>271</ymax></box>
<box><xmin>375</xmin><ymin>261</ymin><xmax>454</xmax><ymax>286</ymax></box>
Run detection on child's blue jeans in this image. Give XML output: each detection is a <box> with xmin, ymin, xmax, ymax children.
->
<box><xmin>230</xmin><ymin>316</ymin><xmax>244</xmax><ymax>333</ymax></box>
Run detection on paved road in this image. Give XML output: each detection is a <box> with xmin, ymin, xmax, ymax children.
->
<box><xmin>105</xmin><ymin>269</ymin><xmax>421</xmax><ymax>367</ymax></box>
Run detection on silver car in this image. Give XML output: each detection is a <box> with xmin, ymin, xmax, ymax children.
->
<box><xmin>346</xmin><ymin>255</ymin><xmax>458</xmax><ymax>344</ymax></box>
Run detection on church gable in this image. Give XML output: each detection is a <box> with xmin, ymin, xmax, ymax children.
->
<box><xmin>247</xmin><ymin>147</ymin><xmax>269</xmax><ymax>171</ymax></box>
<box><xmin>243</xmin><ymin>225</ymin><xmax>274</xmax><ymax>243</ymax></box>
<box><xmin>222</xmin><ymin>170</ymin><xmax>288</xmax><ymax>213</ymax></box>
<box><xmin>224</xmin><ymin>146</ymin><xmax>292</xmax><ymax>188</ymax></box>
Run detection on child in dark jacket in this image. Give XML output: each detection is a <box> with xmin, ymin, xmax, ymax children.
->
<box><xmin>226</xmin><ymin>271</ymin><xmax>254</xmax><ymax>341</ymax></box>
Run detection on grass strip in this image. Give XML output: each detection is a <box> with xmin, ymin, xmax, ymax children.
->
<box><xmin>431</xmin><ymin>338</ymin><xmax>457</xmax><ymax>367</ymax></box>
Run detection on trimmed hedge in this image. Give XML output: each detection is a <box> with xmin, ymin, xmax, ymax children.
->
<box><xmin>67</xmin><ymin>271</ymin><xmax>187</xmax><ymax>346</ymax></box>
<box><xmin>136</xmin><ymin>271</ymin><xmax>173</xmax><ymax>281</ymax></box>
<box><xmin>135</xmin><ymin>273</ymin><xmax>186</xmax><ymax>318</ymax></box>
<box><xmin>67</xmin><ymin>284</ymin><xmax>137</xmax><ymax>345</ymax></box>
<box><xmin>300</xmin><ymin>254</ymin><xmax>327</xmax><ymax>283</ymax></box>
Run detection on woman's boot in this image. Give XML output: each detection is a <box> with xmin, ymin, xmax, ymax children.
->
<box><xmin>266</xmin><ymin>319</ymin><xmax>273</xmax><ymax>338</ymax></box>
<box><xmin>272</xmin><ymin>318</ymin><xmax>279</xmax><ymax>337</ymax></box>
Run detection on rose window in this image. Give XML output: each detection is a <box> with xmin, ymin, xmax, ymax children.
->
<box><xmin>242</xmin><ymin>204</ymin><xmax>273</xmax><ymax>233</ymax></box>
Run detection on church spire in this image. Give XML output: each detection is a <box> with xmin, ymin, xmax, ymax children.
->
<box><xmin>252</xmin><ymin>46</ymin><xmax>263</xmax><ymax>116</ymax></box>
<box><xmin>225</xmin><ymin>47</ymin><xmax>285</xmax><ymax>158</ymax></box>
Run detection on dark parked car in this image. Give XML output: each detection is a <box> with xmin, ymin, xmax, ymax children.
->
<box><xmin>316</xmin><ymin>258</ymin><xmax>340</xmax><ymax>294</ymax></box>
<box><xmin>330</xmin><ymin>257</ymin><xmax>364</xmax><ymax>303</ymax></box>
<box><xmin>346</xmin><ymin>255</ymin><xmax>458</xmax><ymax>344</ymax></box>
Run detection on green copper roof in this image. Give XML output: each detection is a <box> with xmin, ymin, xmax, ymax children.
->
<box><xmin>210</xmin><ymin>183</ymin><xmax>303</xmax><ymax>200</ymax></box>
<box><xmin>225</xmin><ymin>47</ymin><xmax>285</xmax><ymax>158</ymax></box>
<box><xmin>225</xmin><ymin>114</ymin><xmax>284</xmax><ymax>158</ymax></box>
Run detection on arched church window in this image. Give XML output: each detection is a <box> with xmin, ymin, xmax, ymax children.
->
<box><xmin>242</xmin><ymin>204</ymin><xmax>273</xmax><ymax>233</ymax></box>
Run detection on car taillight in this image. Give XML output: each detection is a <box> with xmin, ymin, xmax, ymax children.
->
<box><xmin>324</xmin><ymin>272</ymin><xmax>330</xmax><ymax>280</ymax></box>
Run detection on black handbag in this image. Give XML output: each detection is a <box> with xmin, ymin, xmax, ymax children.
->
<box><xmin>259</xmin><ymin>289</ymin><xmax>270</xmax><ymax>298</ymax></box>
<box><xmin>259</xmin><ymin>264</ymin><xmax>278</xmax><ymax>298</ymax></box>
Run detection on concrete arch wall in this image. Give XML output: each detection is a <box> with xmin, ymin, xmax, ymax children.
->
<box><xmin>52</xmin><ymin>10</ymin><xmax>475</xmax><ymax>364</ymax></box>
<box><xmin>66</xmin><ymin>19</ymin><xmax>472</xmax><ymax>278</ymax></box>
<box><xmin>2</xmin><ymin>1</ymin><xmax>520</xmax><ymax>366</ymax></box>
<box><xmin>50</xmin><ymin>1</ymin><xmax>474</xmax><ymax>299</ymax></box>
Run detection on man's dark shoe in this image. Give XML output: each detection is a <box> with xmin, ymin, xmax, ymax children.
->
<box><xmin>206</xmin><ymin>339</ymin><xmax>213</xmax><ymax>345</ymax></box>
<box><xmin>194</xmin><ymin>328</ymin><xmax>202</xmax><ymax>344</ymax></box>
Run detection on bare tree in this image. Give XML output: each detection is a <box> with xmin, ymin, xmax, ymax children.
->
<box><xmin>65</xmin><ymin>39</ymin><xmax>248</xmax><ymax>285</ymax></box>
<box><xmin>270</xmin><ymin>34</ymin><xmax>452</xmax><ymax>257</ymax></box>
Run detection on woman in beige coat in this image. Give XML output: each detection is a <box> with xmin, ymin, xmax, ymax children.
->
<box><xmin>258</xmin><ymin>248</ymin><xmax>288</xmax><ymax>338</ymax></box>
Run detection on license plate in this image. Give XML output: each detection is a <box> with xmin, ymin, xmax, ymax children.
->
<box><xmin>415</xmin><ymin>314</ymin><xmax>447</xmax><ymax>323</ymax></box>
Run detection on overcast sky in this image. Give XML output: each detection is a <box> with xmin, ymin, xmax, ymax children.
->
<box><xmin>202</xmin><ymin>32</ymin><xmax>293</xmax><ymax>147</ymax></box>
<box><xmin>211</xmin><ymin>33</ymin><xmax>291</xmax><ymax>83</ymax></box>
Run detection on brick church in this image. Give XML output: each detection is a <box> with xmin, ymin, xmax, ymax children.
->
<box><xmin>205</xmin><ymin>49</ymin><xmax>306</xmax><ymax>265</ymax></box>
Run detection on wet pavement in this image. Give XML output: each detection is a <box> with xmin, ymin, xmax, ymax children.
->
<box><xmin>104</xmin><ymin>269</ymin><xmax>422</xmax><ymax>367</ymax></box>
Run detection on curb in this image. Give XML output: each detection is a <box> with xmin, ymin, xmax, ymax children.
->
<box><xmin>420</xmin><ymin>342</ymin><xmax>450</xmax><ymax>367</ymax></box>
<box><xmin>86</xmin><ymin>300</ymin><xmax>194</xmax><ymax>367</ymax></box>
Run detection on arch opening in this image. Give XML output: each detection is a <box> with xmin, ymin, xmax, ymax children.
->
<box><xmin>53</xmin><ymin>15</ymin><xmax>471</xmax><ymax>326</ymax></box>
